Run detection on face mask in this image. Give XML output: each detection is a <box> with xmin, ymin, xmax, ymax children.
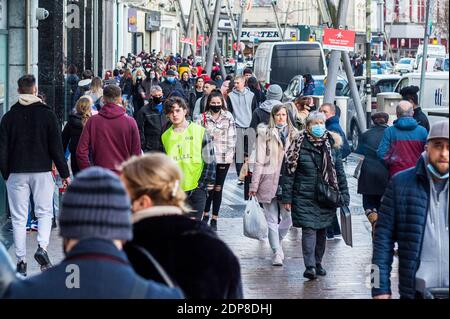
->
<box><xmin>427</xmin><ymin>163</ymin><xmax>449</xmax><ymax>180</ymax></box>
<box><xmin>311</xmin><ymin>124</ymin><xmax>326</xmax><ymax>138</ymax></box>
<box><xmin>166</xmin><ymin>77</ymin><xmax>175</xmax><ymax>83</ymax></box>
<box><xmin>275</xmin><ymin>124</ymin><xmax>287</xmax><ymax>129</ymax></box>
<box><xmin>152</xmin><ymin>96</ymin><xmax>162</xmax><ymax>104</ymax></box>
<box><xmin>210</xmin><ymin>105</ymin><xmax>222</xmax><ymax>113</ymax></box>
<box><xmin>137</xmin><ymin>76</ymin><xmax>142</xmax><ymax>80</ymax></box>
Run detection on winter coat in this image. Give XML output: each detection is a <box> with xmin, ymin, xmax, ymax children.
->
<box><xmin>4</xmin><ymin>238</ymin><xmax>183</xmax><ymax>299</ymax></box>
<box><xmin>301</xmin><ymin>81</ymin><xmax>315</xmax><ymax>96</ymax></box>
<box><xmin>124</xmin><ymin>206</ymin><xmax>243</xmax><ymax>299</ymax></box>
<box><xmin>138</xmin><ymin>78</ymin><xmax>160</xmax><ymax>100</ymax></box>
<box><xmin>135</xmin><ymin>102</ymin><xmax>169</xmax><ymax>153</ymax></box>
<box><xmin>226</xmin><ymin>88</ymin><xmax>257</xmax><ymax>128</ymax></box>
<box><xmin>413</xmin><ymin>107</ymin><xmax>430</xmax><ymax>132</ymax></box>
<box><xmin>62</xmin><ymin>113</ymin><xmax>84</xmax><ymax>175</ymax></box>
<box><xmin>65</xmin><ymin>74</ymin><xmax>80</xmax><ymax>110</ymax></box>
<box><xmin>0</xmin><ymin>99</ymin><xmax>70</xmax><ymax>180</ymax></box>
<box><xmin>354</xmin><ymin>124</ymin><xmax>389</xmax><ymax>195</ymax></box>
<box><xmin>160</xmin><ymin>79</ymin><xmax>186</xmax><ymax>100</ymax></box>
<box><xmin>249</xmin><ymin>100</ymin><xmax>296</xmax><ymax>131</ymax></box>
<box><xmin>281</xmin><ymin>131</ymin><xmax>350</xmax><ymax>229</ymax></box>
<box><xmin>325</xmin><ymin>115</ymin><xmax>351</xmax><ymax>159</ymax></box>
<box><xmin>197</xmin><ymin>111</ymin><xmax>237</xmax><ymax>164</ymax></box>
<box><xmin>76</xmin><ymin>103</ymin><xmax>141</xmax><ymax>174</ymax></box>
<box><xmin>377</xmin><ymin>117</ymin><xmax>427</xmax><ymax>177</ymax></box>
<box><xmin>250</xmin><ymin>124</ymin><xmax>298</xmax><ymax>203</ymax></box>
<box><xmin>120</xmin><ymin>77</ymin><xmax>133</xmax><ymax>96</ymax></box>
<box><xmin>372</xmin><ymin>156</ymin><xmax>442</xmax><ymax>299</ymax></box>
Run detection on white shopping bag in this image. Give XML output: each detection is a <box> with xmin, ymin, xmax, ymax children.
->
<box><xmin>243</xmin><ymin>197</ymin><xmax>268</xmax><ymax>240</ymax></box>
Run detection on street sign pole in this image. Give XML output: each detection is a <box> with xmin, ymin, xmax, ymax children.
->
<box><xmin>419</xmin><ymin>0</ymin><xmax>435</xmax><ymax>109</ymax></box>
<box><xmin>206</xmin><ymin>0</ymin><xmax>223</xmax><ymax>75</ymax></box>
<box><xmin>235</xmin><ymin>1</ymin><xmax>246</xmax><ymax>74</ymax></box>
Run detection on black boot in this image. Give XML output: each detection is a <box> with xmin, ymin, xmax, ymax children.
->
<box><xmin>316</xmin><ymin>263</ymin><xmax>327</xmax><ymax>276</ymax></box>
<box><xmin>16</xmin><ymin>261</ymin><xmax>27</xmax><ymax>277</ymax></box>
<box><xmin>34</xmin><ymin>246</ymin><xmax>52</xmax><ymax>271</ymax></box>
<box><xmin>210</xmin><ymin>219</ymin><xmax>217</xmax><ymax>232</ymax></box>
<box><xmin>201</xmin><ymin>213</ymin><xmax>210</xmax><ymax>224</ymax></box>
<box><xmin>303</xmin><ymin>266</ymin><xmax>317</xmax><ymax>280</ymax></box>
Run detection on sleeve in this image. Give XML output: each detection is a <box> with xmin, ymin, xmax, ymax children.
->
<box><xmin>371</xmin><ymin>178</ymin><xmax>396</xmax><ymax>297</ymax></box>
<box><xmin>335</xmin><ymin>150</ymin><xmax>350</xmax><ymax>206</ymax></box>
<box><xmin>135</xmin><ymin>109</ymin><xmax>146</xmax><ymax>151</ymax></box>
<box><xmin>0</xmin><ymin>117</ymin><xmax>9</xmax><ymax>180</ymax></box>
<box><xmin>129</xmin><ymin>118</ymin><xmax>142</xmax><ymax>156</ymax></box>
<box><xmin>198</xmin><ymin>131</ymin><xmax>216</xmax><ymax>190</ymax></box>
<box><xmin>138</xmin><ymin>82</ymin><xmax>145</xmax><ymax>96</ymax></box>
<box><xmin>249</xmin><ymin>129</ymin><xmax>267</xmax><ymax>193</ymax></box>
<box><xmin>76</xmin><ymin>119</ymin><xmax>92</xmax><ymax>171</ymax></box>
<box><xmin>61</xmin><ymin>122</ymin><xmax>71</xmax><ymax>154</ymax></box>
<box><xmin>48</xmin><ymin>114</ymin><xmax>70</xmax><ymax>179</ymax></box>
<box><xmin>251</xmin><ymin>95</ymin><xmax>258</xmax><ymax>112</ymax></box>
<box><xmin>225</xmin><ymin>116</ymin><xmax>237</xmax><ymax>164</ymax></box>
<box><xmin>226</xmin><ymin>97</ymin><xmax>234</xmax><ymax>115</ymax></box>
<box><xmin>281</xmin><ymin>141</ymin><xmax>297</xmax><ymax>204</ymax></box>
<box><xmin>193</xmin><ymin>99</ymin><xmax>201</xmax><ymax>122</ymax></box>
<box><xmin>377</xmin><ymin>129</ymin><xmax>391</xmax><ymax>164</ymax></box>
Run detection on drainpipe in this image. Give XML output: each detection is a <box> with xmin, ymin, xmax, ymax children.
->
<box><xmin>25</xmin><ymin>0</ymin><xmax>32</xmax><ymax>74</ymax></box>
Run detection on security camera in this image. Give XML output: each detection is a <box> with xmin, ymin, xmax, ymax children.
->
<box><xmin>36</xmin><ymin>8</ymin><xmax>49</xmax><ymax>20</ymax></box>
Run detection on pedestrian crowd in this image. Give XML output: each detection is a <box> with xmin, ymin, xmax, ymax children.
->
<box><xmin>0</xmin><ymin>49</ymin><xmax>447</xmax><ymax>299</ymax></box>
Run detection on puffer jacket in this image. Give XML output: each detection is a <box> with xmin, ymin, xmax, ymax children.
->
<box><xmin>250</xmin><ymin>124</ymin><xmax>298</xmax><ymax>203</ymax></box>
<box><xmin>377</xmin><ymin>117</ymin><xmax>427</xmax><ymax>177</ymax></box>
<box><xmin>62</xmin><ymin>113</ymin><xmax>84</xmax><ymax>175</ymax></box>
<box><xmin>135</xmin><ymin>102</ymin><xmax>168</xmax><ymax>153</ymax></box>
<box><xmin>372</xmin><ymin>156</ymin><xmax>437</xmax><ymax>299</ymax></box>
<box><xmin>281</xmin><ymin>131</ymin><xmax>350</xmax><ymax>229</ymax></box>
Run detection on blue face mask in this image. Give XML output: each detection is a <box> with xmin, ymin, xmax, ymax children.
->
<box><xmin>275</xmin><ymin>124</ymin><xmax>287</xmax><ymax>129</ymax></box>
<box><xmin>166</xmin><ymin>77</ymin><xmax>175</xmax><ymax>84</ymax></box>
<box><xmin>427</xmin><ymin>163</ymin><xmax>449</xmax><ymax>180</ymax></box>
<box><xmin>311</xmin><ymin>124</ymin><xmax>326</xmax><ymax>138</ymax></box>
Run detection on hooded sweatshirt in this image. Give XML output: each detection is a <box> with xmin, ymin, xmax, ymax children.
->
<box><xmin>76</xmin><ymin>103</ymin><xmax>141</xmax><ymax>174</ymax></box>
<box><xmin>249</xmin><ymin>100</ymin><xmax>282</xmax><ymax>130</ymax></box>
<box><xmin>227</xmin><ymin>87</ymin><xmax>256</xmax><ymax>128</ymax></box>
<box><xmin>415</xmin><ymin>153</ymin><xmax>449</xmax><ymax>292</ymax></box>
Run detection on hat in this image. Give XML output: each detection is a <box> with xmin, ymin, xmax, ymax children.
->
<box><xmin>371</xmin><ymin>112</ymin><xmax>389</xmax><ymax>124</ymax></box>
<box><xmin>266</xmin><ymin>84</ymin><xmax>283</xmax><ymax>101</ymax></box>
<box><xmin>166</xmin><ymin>70</ymin><xmax>176</xmax><ymax>76</ymax></box>
<box><xmin>59</xmin><ymin>167</ymin><xmax>132</xmax><ymax>241</ymax></box>
<box><xmin>427</xmin><ymin>121</ymin><xmax>449</xmax><ymax>141</ymax></box>
<box><xmin>399</xmin><ymin>85</ymin><xmax>420</xmax><ymax>97</ymax></box>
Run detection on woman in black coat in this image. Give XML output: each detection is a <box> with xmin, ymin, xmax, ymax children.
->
<box><xmin>62</xmin><ymin>96</ymin><xmax>94</xmax><ymax>175</ymax></box>
<box><xmin>354</xmin><ymin>112</ymin><xmax>390</xmax><ymax>230</ymax></box>
<box><xmin>120</xmin><ymin>153</ymin><xmax>243</xmax><ymax>299</ymax></box>
<box><xmin>282</xmin><ymin>111</ymin><xmax>349</xmax><ymax>280</ymax></box>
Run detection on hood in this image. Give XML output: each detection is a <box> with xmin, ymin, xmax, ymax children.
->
<box><xmin>18</xmin><ymin>94</ymin><xmax>43</xmax><ymax>106</ymax></box>
<box><xmin>98</xmin><ymin>103</ymin><xmax>126</xmax><ymax>119</ymax></box>
<box><xmin>68</xmin><ymin>113</ymin><xmax>83</xmax><ymax>129</ymax></box>
<box><xmin>259</xmin><ymin>99</ymin><xmax>282</xmax><ymax>113</ymax></box>
<box><xmin>393</xmin><ymin>117</ymin><xmax>418</xmax><ymax>130</ymax></box>
<box><xmin>329</xmin><ymin>131</ymin><xmax>343</xmax><ymax>149</ymax></box>
<box><xmin>232</xmin><ymin>87</ymin><xmax>252</xmax><ymax>96</ymax></box>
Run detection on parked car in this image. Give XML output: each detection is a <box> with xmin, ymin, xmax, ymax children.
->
<box><xmin>363</xmin><ymin>61</ymin><xmax>394</xmax><ymax>75</ymax></box>
<box><xmin>394</xmin><ymin>58</ymin><xmax>415</xmax><ymax>74</ymax></box>
<box><xmin>283</xmin><ymin>74</ymin><xmax>347</xmax><ymax>101</ymax></box>
<box><xmin>342</xmin><ymin>74</ymin><xmax>401</xmax><ymax>150</ymax></box>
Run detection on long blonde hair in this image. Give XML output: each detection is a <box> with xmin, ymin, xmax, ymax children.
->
<box><xmin>119</xmin><ymin>153</ymin><xmax>188</xmax><ymax>212</ymax></box>
<box><xmin>75</xmin><ymin>96</ymin><xmax>93</xmax><ymax>126</ymax></box>
<box><xmin>89</xmin><ymin>77</ymin><xmax>103</xmax><ymax>95</ymax></box>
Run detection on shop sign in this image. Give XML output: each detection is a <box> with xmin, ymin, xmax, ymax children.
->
<box><xmin>145</xmin><ymin>11</ymin><xmax>161</xmax><ymax>31</ymax></box>
<box><xmin>322</xmin><ymin>28</ymin><xmax>356</xmax><ymax>52</ymax></box>
<box><xmin>128</xmin><ymin>8</ymin><xmax>138</xmax><ymax>33</ymax></box>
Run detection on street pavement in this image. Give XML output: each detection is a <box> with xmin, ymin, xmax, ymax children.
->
<box><xmin>0</xmin><ymin>154</ymin><xmax>399</xmax><ymax>298</ymax></box>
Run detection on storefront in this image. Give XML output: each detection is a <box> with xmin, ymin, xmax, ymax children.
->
<box><xmin>145</xmin><ymin>10</ymin><xmax>161</xmax><ymax>53</ymax></box>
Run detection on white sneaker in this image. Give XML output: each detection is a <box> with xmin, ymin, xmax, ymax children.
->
<box><xmin>272</xmin><ymin>252</ymin><xmax>283</xmax><ymax>266</ymax></box>
<box><xmin>278</xmin><ymin>244</ymin><xmax>285</xmax><ymax>260</ymax></box>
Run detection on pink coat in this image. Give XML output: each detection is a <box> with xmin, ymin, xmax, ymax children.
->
<box><xmin>249</xmin><ymin>124</ymin><xmax>298</xmax><ymax>203</ymax></box>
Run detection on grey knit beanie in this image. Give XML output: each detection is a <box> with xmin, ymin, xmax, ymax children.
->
<box><xmin>59</xmin><ymin>167</ymin><xmax>132</xmax><ymax>241</ymax></box>
<box><xmin>266</xmin><ymin>84</ymin><xmax>283</xmax><ymax>101</ymax></box>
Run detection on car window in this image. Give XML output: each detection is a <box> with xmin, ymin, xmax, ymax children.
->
<box><xmin>313</xmin><ymin>80</ymin><xmax>325</xmax><ymax>95</ymax></box>
<box><xmin>395</xmin><ymin>78</ymin><xmax>409</xmax><ymax>93</ymax></box>
<box><xmin>372</xmin><ymin>79</ymin><xmax>398</xmax><ymax>96</ymax></box>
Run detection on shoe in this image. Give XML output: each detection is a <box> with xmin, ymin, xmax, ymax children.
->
<box><xmin>201</xmin><ymin>213</ymin><xmax>210</xmax><ymax>224</ymax></box>
<box><xmin>210</xmin><ymin>219</ymin><xmax>217</xmax><ymax>232</ymax></box>
<box><xmin>316</xmin><ymin>263</ymin><xmax>327</xmax><ymax>276</ymax></box>
<box><xmin>237</xmin><ymin>179</ymin><xmax>244</xmax><ymax>186</ymax></box>
<box><xmin>303</xmin><ymin>266</ymin><xmax>317</xmax><ymax>280</ymax></box>
<box><xmin>272</xmin><ymin>252</ymin><xmax>283</xmax><ymax>266</ymax></box>
<box><xmin>334</xmin><ymin>234</ymin><xmax>342</xmax><ymax>240</ymax></box>
<box><xmin>34</xmin><ymin>246</ymin><xmax>52</xmax><ymax>271</ymax></box>
<box><xmin>30</xmin><ymin>219</ymin><xmax>38</xmax><ymax>232</ymax></box>
<box><xmin>326</xmin><ymin>235</ymin><xmax>335</xmax><ymax>241</ymax></box>
<box><xmin>26</xmin><ymin>226</ymin><xmax>31</xmax><ymax>233</ymax></box>
<box><xmin>16</xmin><ymin>261</ymin><xmax>27</xmax><ymax>277</ymax></box>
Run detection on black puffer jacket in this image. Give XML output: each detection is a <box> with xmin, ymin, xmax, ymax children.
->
<box><xmin>282</xmin><ymin>132</ymin><xmax>350</xmax><ymax>229</ymax></box>
<box><xmin>62</xmin><ymin>113</ymin><xmax>84</xmax><ymax>175</ymax></box>
<box><xmin>135</xmin><ymin>102</ymin><xmax>169</xmax><ymax>152</ymax></box>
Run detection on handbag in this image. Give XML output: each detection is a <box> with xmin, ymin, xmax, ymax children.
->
<box><xmin>339</xmin><ymin>206</ymin><xmax>353</xmax><ymax>247</ymax></box>
<box><xmin>310</xmin><ymin>153</ymin><xmax>341</xmax><ymax>208</ymax></box>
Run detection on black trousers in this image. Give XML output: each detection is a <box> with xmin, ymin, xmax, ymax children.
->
<box><xmin>186</xmin><ymin>188</ymin><xmax>207</xmax><ymax>220</ymax></box>
<box><xmin>204</xmin><ymin>164</ymin><xmax>230</xmax><ymax>216</ymax></box>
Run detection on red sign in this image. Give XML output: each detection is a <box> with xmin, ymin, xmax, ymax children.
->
<box><xmin>322</xmin><ymin>28</ymin><xmax>356</xmax><ymax>52</ymax></box>
<box><xmin>180</xmin><ymin>37</ymin><xmax>195</xmax><ymax>45</ymax></box>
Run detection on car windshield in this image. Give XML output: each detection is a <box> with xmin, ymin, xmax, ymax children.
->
<box><xmin>371</xmin><ymin>62</ymin><xmax>392</xmax><ymax>69</ymax></box>
<box><xmin>371</xmin><ymin>79</ymin><xmax>398</xmax><ymax>96</ymax></box>
<box><xmin>313</xmin><ymin>79</ymin><xmax>346</xmax><ymax>96</ymax></box>
<box><xmin>399</xmin><ymin>59</ymin><xmax>412</xmax><ymax>64</ymax></box>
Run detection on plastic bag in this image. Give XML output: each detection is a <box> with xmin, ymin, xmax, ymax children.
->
<box><xmin>243</xmin><ymin>197</ymin><xmax>268</xmax><ymax>240</ymax></box>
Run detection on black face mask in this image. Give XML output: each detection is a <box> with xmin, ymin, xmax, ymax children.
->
<box><xmin>210</xmin><ymin>105</ymin><xmax>222</xmax><ymax>113</ymax></box>
<box><xmin>152</xmin><ymin>96</ymin><xmax>163</xmax><ymax>104</ymax></box>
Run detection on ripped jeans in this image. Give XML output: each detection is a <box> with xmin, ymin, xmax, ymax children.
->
<box><xmin>262</xmin><ymin>199</ymin><xmax>292</xmax><ymax>253</ymax></box>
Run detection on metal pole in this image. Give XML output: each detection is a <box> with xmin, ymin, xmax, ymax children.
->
<box><xmin>282</xmin><ymin>0</ymin><xmax>292</xmax><ymax>40</ymax></box>
<box><xmin>206</xmin><ymin>0</ymin><xmax>223</xmax><ymax>75</ymax></box>
<box><xmin>226</xmin><ymin>0</ymin><xmax>238</xmax><ymax>40</ymax></box>
<box><xmin>365</xmin><ymin>0</ymin><xmax>372</xmax><ymax>128</ymax></box>
<box><xmin>342</xmin><ymin>52</ymin><xmax>367</xmax><ymax>132</ymax></box>
<box><xmin>235</xmin><ymin>2</ymin><xmax>246</xmax><ymax>74</ymax></box>
<box><xmin>183</xmin><ymin>1</ymin><xmax>196</xmax><ymax>58</ymax></box>
<box><xmin>419</xmin><ymin>0</ymin><xmax>435</xmax><ymax>109</ymax></box>
<box><xmin>271</xmin><ymin>1</ymin><xmax>284</xmax><ymax>41</ymax></box>
<box><xmin>323</xmin><ymin>0</ymin><xmax>350</xmax><ymax>104</ymax></box>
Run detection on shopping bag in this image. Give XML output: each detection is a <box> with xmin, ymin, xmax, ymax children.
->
<box><xmin>340</xmin><ymin>206</ymin><xmax>353</xmax><ymax>247</ymax></box>
<box><xmin>243</xmin><ymin>197</ymin><xmax>268</xmax><ymax>240</ymax></box>
<box><xmin>353</xmin><ymin>155</ymin><xmax>364</xmax><ymax>179</ymax></box>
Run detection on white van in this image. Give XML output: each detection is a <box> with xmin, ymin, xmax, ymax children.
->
<box><xmin>394</xmin><ymin>71</ymin><xmax>449</xmax><ymax>125</ymax></box>
<box><xmin>414</xmin><ymin>44</ymin><xmax>447</xmax><ymax>70</ymax></box>
<box><xmin>253</xmin><ymin>41</ymin><xmax>328</xmax><ymax>90</ymax></box>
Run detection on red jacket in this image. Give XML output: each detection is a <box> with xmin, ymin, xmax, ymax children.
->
<box><xmin>76</xmin><ymin>103</ymin><xmax>141</xmax><ymax>174</ymax></box>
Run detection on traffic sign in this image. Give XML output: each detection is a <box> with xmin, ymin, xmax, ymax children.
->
<box><xmin>322</xmin><ymin>28</ymin><xmax>356</xmax><ymax>52</ymax></box>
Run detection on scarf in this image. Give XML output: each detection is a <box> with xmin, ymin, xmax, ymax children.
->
<box><xmin>285</xmin><ymin>130</ymin><xmax>339</xmax><ymax>190</ymax></box>
<box><xmin>19</xmin><ymin>94</ymin><xmax>42</xmax><ymax>106</ymax></box>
